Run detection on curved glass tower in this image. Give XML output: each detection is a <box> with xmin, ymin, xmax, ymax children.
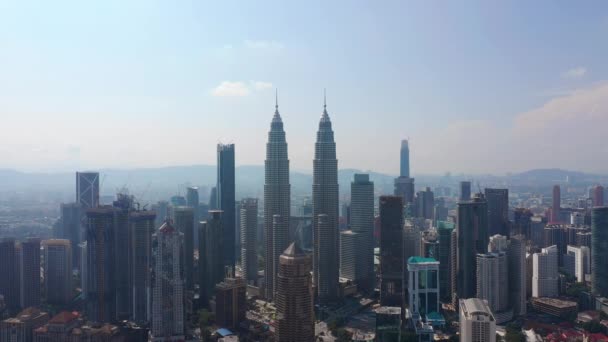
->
<box><xmin>264</xmin><ymin>94</ymin><xmax>291</xmax><ymax>300</ymax></box>
<box><xmin>313</xmin><ymin>95</ymin><xmax>339</xmax><ymax>303</ymax></box>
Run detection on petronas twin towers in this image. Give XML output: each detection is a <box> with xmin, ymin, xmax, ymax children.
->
<box><xmin>264</xmin><ymin>93</ymin><xmax>339</xmax><ymax>304</ymax></box>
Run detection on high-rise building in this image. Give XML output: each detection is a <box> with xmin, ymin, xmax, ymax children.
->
<box><xmin>407</xmin><ymin>257</ymin><xmax>440</xmax><ymax>340</ymax></box>
<box><xmin>414</xmin><ymin>187</ymin><xmax>435</xmax><ymax>220</ymax></box>
<box><xmin>215</xmin><ymin>277</ymin><xmax>246</xmax><ymax>331</ymax></box>
<box><xmin>187</xmin><ymin>186</ymin><xmax>200</xmax><ymax>248</ymax></box>
<box><xmin>217</xmin><ymin>143</ymin><xmax>236</xmax><ymax>272</ymax></box>
<box><xmin>339</xmin><ymin>230</ymin><xmax>358</xmax><ymax>281</ymax></box>
<box><xmin>437</xmin><ymin>221</ymin><xmax>455</xmax><ymax>303</ymax></box>
<box><xmin>153</xmin><ymin>201</ymin><xmax>169</xmax><ymax>228</ymax></box>
<box><xmin>400</xmin><ymin>139</ymin><xmax>410</xmax><ymax>178</ymax></box>
<box><xmin>113</xmin><ymin>194</ymin><xmax>133</xmax><ymax>320</ymax></box>
<box><xmin>513</xmin><ymin>208</ymin><xmax>533</xmax><ymax>239</ymax></box>
<box><xmin>275</xmin><ymin>243</ymin><xmax>314</xmax><ymax>342</ymax></box>
<box><xmin>312</xmin><ymin>97</ymin><xmax>339</xmax><ymax>303</ymax></box>
<box><xmin>379</xmin><ymin>196</ymin><xmax>404</xmax><ymax>308</ymax></box>
<box><xmin>264</xmin><ymin>97</ymin><xmax>291</xmax><ymax>300</ymax></box>
<box><xmin>42</xmin><ymin>239</ymin><xmax>72</xmax><ymax>306</ymax></box>
<box><xmin>403</xmin><ymin>222</ymin><xmax>421</xmax><ymax>272</ymax></box>
<box><xmin>60</xmin><ymin>203</ymin><xmax>82</xmax><ymax>267</ymax></box>
<box><xmin>240</xmin><ymin>198</ymin><xmax>258</xmax><ymax>285</ymax></box>
<box><xmin>476</xmin><ymin>252</ymin><xmax>509</xmax><ymax>323</ymax></box>
<box><xmin>151</xmin><ymin>221</ymin><xmax>185</xmax><ymax>341</ymax></box>
<box><xmin>199</xmin><ymin>210</ymin><xmax>224</xmax><ymax>307</ymax></box>
<box><xmin>76</xmin><ymin>172</ymin><xmax>100</xmax><ymax>210</ymax></box>
<box><xmin>508</xmin><ymin>235</ymin><xmax>527</xmax><ymax>316</ymax></box>
<box><xmin>592</xmin><ymin>207</ymin><xmax>608</xmax><ymax>297</ymax></box>
<box><xmin>459</xmin><ymin>181</ymin><xmax>471</xmax><ymax>201</ymax></box>
<box><xmin>80</xmin><ymin>242</ymin><xmax>87</xmax><ymax>300</ymax></box>
<box><xmin>186</xmin><ymin>186</ymin><xmax>199</xmax><ymax>209</ymax></box>
<box><xmin>85</xmin><ymin>206</ymin><xmax>118</xmax><ymax>322</ymax></box>
<box><xmin>552</xmin><ymin>185</ymin><xmax>561</xmax><ymax>223</ymax></box>
<box><xmin>532</xmin><ymin>245</ymin><xmax>558</xmax><ymax>298</ymax></box>
<box><xmin>350</xmin><ymin>173</ymin><xmax>375</xmax><ymax>293</ymax></box>
<box><xmin>129</xmin><ymin>210</ymin><xmax>156</xmax><ymax>323</ymax></box>
<box><xmin>485</xmin><ymin>188</ymin><xmax>509</xmax><ymax>237</ymax></box>
<box><xmin>566</xmin><ymin>245</ymin><xmax>590</xmax><ymax>283</ymax></box>
<box><xmin>0</xmin><ymin>238</ymin><xmax>18</xmax><ymax>310</ymax></box>
<box><xmin>457</xmin><ymin>193</ymin><xmax>488</xmax><ymax>300</ymax></box>
<box><xmin>20</xmin><ymin>238</ymin><xmax>41</xmax><ymax>308</ymax></box>
<box><xmin>593</xmin><ymin>185</ymin><xmax>605</xmax><ymax>207</ymax></box>
<box><xmin>209</xmin><ymin>187</ymin><xmax>218</xmax><ymax>210</ymax></box>
<box><xmin>459</xmin><ymin>298</ymin><xmax>496</xmax><ymax>342</ymax></box>
<box><xmin>173</xmin><ymin>206</ymin><xmax>194</xmax><ymax>292</ymax></box>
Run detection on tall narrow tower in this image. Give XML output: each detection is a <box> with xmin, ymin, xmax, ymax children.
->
<box><xmin>313</xmin><ymin>93</ymin><xmax>339</xmax><ymax>303</ymax></box>
<box><xmin>264</xmin><ymin>93</ymin><xmax>291</xmax><ymax>300</ymax></box>
<box><xmin>217</xmin><ymin>144</ymin><xmax>236</xmax><ymax>271</ymax></box>
<box><xmin>400</xmin><ymin>139</ymin><xmax>410</xmax><ymax>178</ymax></box>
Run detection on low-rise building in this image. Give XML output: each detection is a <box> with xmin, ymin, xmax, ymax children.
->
<box><xmin>531</xmin><ymin>297</ymin><xmax>578</xmax><ymax>318</ymax></box>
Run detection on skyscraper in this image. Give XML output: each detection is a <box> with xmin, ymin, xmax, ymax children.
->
<box><xmin>173</xmin><ymin>206</ymin><xmax>194</xmax><ymax>291</ymax></box>
<box><xmin>400</xmin><ymin>139</ymin><xmax>410</xmax><ymax>178</ymax></box>
<box><xmin>476</xmin><ymin>252</ymin><xmax>509</xmax><ymax>323</ymax></box>
<box><xmin>0</xmin><ymin>238</ymin><xmax>18</xmax><ymax>310</ymax></box>
<box><xmin>60</xmin><ymin>203</ymin><xmax>82</xmax><ymax>267</ymax></box>
<box><xmin>457</xmin><ymin>193</ymin><xmax>488</xmax><ymax>300</ymax></box>
<box><xmin>240</xmin><ymin>198</ymin><xmax>258</xmax><ymax>285</ymax></box>
<box><xmin>312</xmin><ymin>96</ymin><xmax>339</xmax><ymax>303</ymax></box>
<box><xmin>485</xmin><ymin>188</ymin><xmax>509</xmax><ymax>237</ymax></box>
<box><xmin>379</xmin><ymin>196</ymin><xmax>404</xmax><ymax>308</ymax></box>
<box><xmin>459</xmin><ymin>298</ymin><xmax>496</xmax><ymax>342</ymax></box>
<box><xmin>437</xmin><ymin>221</ymin><xmax>455</xmax><ymax>303</ymax></box>
<box><xmin>350</xmin><ymin>174</ymin><xmax>375</xmax><ymax>293</ymax></box>
<box><xmin>217</xmin><ymin>144</ymin><xmax>236</xmax><ymax>272</ymax></box>
<box><xmin>459</xmin><ymin>181</ymin><xmax>471</xmax><ymax>201</ymax></box>
<box><xmin>508</xmin><ymin>235</ymin><xmax>527</xmax><ymax>316</ymax></box>
<box><xmin>593</xmin><ymin>185</ymin><xmax>605</xmax><ymax>207</ymax></box>
<box><xmin>532</xmin><ymin>245</ymin><xmax>558</xmax><ymax>298</ymax></box>
<box><xmin>153</xmin><ymin>201</ymin><xmax>169</xmax><ymax>228</ymax></box>
<box><xmin>407</xmin><ymin>256</ymin><xmax>440</xmax><ymax>340</ymax></box>
<box><xmin>85</xmin><ymin>206</ymin><xmax>118</xmax><ymax>322</ymax></box>
<box><xmin>215</xmin><ymin>277</ymin><xmax>246</xmax><ymax>331</ymax></box>
<box><xmin>76</xmin><ymin>171</ymin><xmax>100</xmax><ymax>210</ymax></box>
<box><xmin>414</xmin><ymin>187</ymin><xmax>434</xmax><ymax>219</ymax></box>
<box><xmin>339</xmin><ymin>230</ymin><xmax>358</xmax><ymax>281</ymax></box>
<box><xmin>264</xmin><ymin>97</ymin><xmax>291</xmax><ymax>300</ymax></box>
<box><xmin>592</xmin><ymin>207</ymin><xmax>608</xmax><ymax>297</ymax></box>
<box><xmin>513</xmin><ymin>208</ymin><xmax>533</xmax><ymax>238</ymax></box>
<box><xmin>113</xmin><ymin>194</ymin><xmax>133</xmax><ymax>320</ymax></box>
<box><xmin>275</xmin><ymin>243</ymin><xmax>314</xmax><ymax>342</ymax></box>
<box><xmin>130</xmin><ymin>210</ymin><xmax>156</xmax><ymax>323</ymax></box>
<box><xmin>20</xmin><ymin>238</ymin><xmax>41</xmax><ymax>308</ymax></box>
<box><xmin>151</xmin><ymin>221</ymin><xmax>185</xmax><ymax>341</ymax></box>
<box><xmin>42</xmin><ymin>239</ymin><xmax>72</xmax><ymax>306</ymax></box>
<box><xmin>199</xmin><ymin>210</ymin><xmax>224</xmax><ymax>307</ymax></box>
<box><xmin>551</xmin><ymin>185</ymin><xmax>561</xmax><ymax>223</ymax></box>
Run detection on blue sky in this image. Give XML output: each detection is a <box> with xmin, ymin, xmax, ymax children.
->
<box><xmin>1</xmin><ymin>1</ymin><xmax>608</xmax><ymax>174</ymax></box>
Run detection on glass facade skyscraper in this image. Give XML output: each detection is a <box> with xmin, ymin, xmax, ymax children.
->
<box><xmin>217</xmin><ymin>144</ymin><xmax>236</xmax><ymax>272</ymax></box>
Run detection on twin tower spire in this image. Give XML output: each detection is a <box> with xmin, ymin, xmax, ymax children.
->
<box><xmin>272</xmin><ymin>89</ymin><xmax>330</xmax><ymax>123</ymax></box>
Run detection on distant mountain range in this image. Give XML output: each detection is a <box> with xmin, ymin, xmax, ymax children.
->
<box><xmin>0</xmin><ymin>166</ymin><xmax>605</xmax><ymax>203</ymax></box>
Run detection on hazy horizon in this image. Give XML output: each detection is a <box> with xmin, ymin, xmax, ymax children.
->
<box><xmin>2</xmin><ymin>1</ymin><xmax>608</xmax><ymax>174</ymax></box>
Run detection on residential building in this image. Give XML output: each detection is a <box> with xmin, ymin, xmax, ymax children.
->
<box><xmin>459</xmin><ymin>298</ymin><xmax>496</xmax><ymax>342</ymax></box>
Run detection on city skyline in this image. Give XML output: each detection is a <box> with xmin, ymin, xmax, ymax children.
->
<box><xmin>2</xmin><ymin>2</ymin><xmax>608</xmax><ymax>174</ymax></box>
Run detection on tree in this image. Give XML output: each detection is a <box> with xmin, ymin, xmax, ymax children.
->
<box><xmin>336</xmin><ymin>328</ymin><xmax>352</xmax><ymax>342</ymax></box>
<box><xmin>583</xmin><ymin>320</ymin><xmax>606</xmax><ymax>334</ymax></box>
<box><xmin>505</xmin><ymin>322</ymin><xmax>526</xmax><ymax>342</ymax></box>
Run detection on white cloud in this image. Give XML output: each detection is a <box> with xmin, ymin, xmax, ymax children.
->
<box><xmin>244</xmin><ymin>40</ymin><xmax>284</xmax><ymax>50</ymax></box>
<box><xmin>211</xmin><ymin>81</ymin><xmax>273</xmax><ymax>97</ymax></box>
<box><xmin>561</xmin><ymin>66</ymin><xmax>587</xmax><ymax>79</ymax></box>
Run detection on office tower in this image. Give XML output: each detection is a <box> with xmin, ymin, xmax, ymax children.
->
<box><xmin>209</xmin><ymin>187</ymin><xmax>218</xmax><ymax>210</ymax></box>
<box><xmin>403</xmin><ymin>221</ymin><xmax>421</xmax><ymax>289</ymax></box>
<box><xmin>350</xmin><ymin>173</ymin><xmax>375</xmax><ymax>293</ymax></box>
<box><xmin>0</xmin><ymin>307</ymin><xmax>49</xmax><ymax>342</ymax></box>
<box><xmin>592</xmin><ymin>207</ymin><xmax>608</xmax><ymax>297</ymax></box>
<box><xmin>375</xmin><ymin>307</ymin><xmax>402</xmax><ymax>342</ymax></box>
<box><xmin>153</xmin><ymin>201</ymin><xmax>169</xmax><ymax>228</ymax></box>
<box><xmin>459</xmin><ymin>181</ymin><xmax>471</xmax><ymax>201</ymax></box>
<box><xmin>434</xmin><ymin>198</ymin><xmax>448</xmax><ymax>223</ymax></box>
<box><xmin>187</xmin><ymin>186</ymin><xmax>200</xmax><ymax>246</ymax></box>
<box><xmin>437</xmin><ymin>221</ymin><xmax>455</xmax><ymax>303</ymax></box>
<box><xmin>485</xmin><ymin>188</ymin><xmax>509</xmax><ymax>237</ymax></box>
<box><xmin>566</xmin><ymin>245</ymin><xmax>590</xmax><ymax>283</ymax></box>
<box><xmin>414</xmin><ymin>187</ymin><xmax>434</xmax><ymax>220</ymax></box>
<box><xmin>532</xmin><ymin>245</ymin><xmax>558</xmax><ymax>298</ymax></box>
<box><xmin>394</xmin><ymin>139</ymin><xmax>415</xmax><ymax>205</ymax></box>
<box><xmin>0</xmin><ymin>238</ymin><xmax>18</xmax><ymax>310</ymax></box>
<box><xmin>551</xmin><ymin>185</ymin><xmax>561</xmax><ymax>223</ymax></box>
<box><xmin>130</xmin><ymin>210</ymin><xmax>156</xmax><ymax>323</ymax></box>
<box><xmin>151</xmin><ymin>221</ymin><xmax>185</xmax><ymax>341</ymax></box>
<box><xmin>275</xmin><ymin>243</ymin><xmax>314</xmax><ymax>342</ymax></box>
<box><xmin>379</xmin><ymin>196</ymin><xmax>404</xmax><ymax>308</ymax></box>
<box><xmin>240</xmin><ymin>198</ymin><xmax>258</xmax><ymax>285</ymax></box>
<box><xmin>186</xmin><ymin>186</ymin><xmax>199</xmax><ymax>209</ymax></box>
<box><xmin>42</xmin><ymin>239</ymin><xmax>72</xmax><ymax>306</ymax></box>
<box><xmin>407</xmin><ymin>257</ymin><xmax>440</xmax><ymax>339</ymax></box>
<box><xmin>113</xmin><ymin>194</ymin><xmax>132</xmax><ymax>320</ymax></box>
<box><xmin>76</xmin><ymin>171</ymin><xmax>100</xmax><ymax>210</ymax></box>
<box><xmin>170</xmin><ymin>195</ymin><xmax>187</xmax><ymax>207</ymax></box>
<box><xmin>20</xmin><ymin>238</ymin><xmax>41</xmax><ymax>308</ymax></box>
<box><xmin>457</xmin><ymin>193</ymin><xmax>488</xmax><ymax>300</ymax></box>
<box><xmin>593</xmin><ymin>185</ymin><xmax>605</xmax><ymax>207</ymax></box>
<box><xmin>508</xmin><ymin>235</ymin><xmax>527</xmax><ymax>316</ymax></box>
<box><xmin>476</xmin><ymin>252</ymin><xmax>509</xmax><ymax>323</ymax></box>
<box><xmin>80</xmin><ymin>242</ymin><xmax>87</xmax><ymax>299</ymax></box>
<box><xmin>173</xmin><ymin>206</ymin><xmax>194</xmax><ymax>291</ymax></box>
<box><xmin>217</xmin><ymin>143</ymin><xmax>236</xmax><ymax>272</ymax></box>
<box><xmin>459</xmin><ymin>298</ymin><xmax>496</xmax><ymax>342</ymax></box>
<box><xmin>339</xmin><ymin>230</ymin><xmax>358</xmax><ymax>281</ymax></box>
<box><xmin>86</xmin><ymin>207</ymin><xmax>117</xmax><ymax>322</ymax></box>
<box><xmin>312</xmin><ymin>97</ymin><xmax>339</xmax><ymax>303</ymax></box>
<box><xmin>60</xmin><ymin>203</ymin><xmax>82</xmax><ymax>267</ymax></box>
<box><xmin>199</xmin><ymin>210</ymin><xmax>224</xmax><ymax>307</ymax></box>
<box><xmin>215</xmin><ymin>277</ymin><xmax>246</xmax><ymax>331</ymax></box>
<box><xmin>264</xmin><ymin>98</ymin><xmax>291</xmax><ymax>300</ymax></box>
<box><xmin>513</xmin><ymin>208</ymin><xmax>533</xmax><ymax>238</ymax></box>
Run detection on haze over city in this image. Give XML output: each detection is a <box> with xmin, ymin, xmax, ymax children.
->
<box><xmin>2</xmin><ymin>1</ymin><xmax>608</xmax><ymax>174</ymax></box>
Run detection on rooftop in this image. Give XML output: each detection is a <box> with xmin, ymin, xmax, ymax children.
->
<box><xmin>408</xmin><ymin>256</ymin><xmax>438</xmax><ymax>264</ymax></box>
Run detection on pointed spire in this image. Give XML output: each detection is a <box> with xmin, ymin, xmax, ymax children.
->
<box><xmin>321</xmin><ymin>88</ymin><xmax>330</xmax><ymax>121</ymax></box>
<box><xmin>272</xmin><ymin>88</ymin><xmax>282</xmax><ymax>123</ymax></box>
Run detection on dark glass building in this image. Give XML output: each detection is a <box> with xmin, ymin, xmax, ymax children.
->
<box><xmin>379</xmin><ymin>196</ymin><xmax>404</xmax><ymax>308</ymax></box>
<box><xmin>592</xmin><ymin>207</ymin><xmax>608</xmax><ymax>297</ymax></box>
<box><xmin>485</xmin><ymin>188</ymin><xmax>509</xmax><ymax>237</ymax></box>
<box><xmin>199</xmin><ymin>210</ymin><xmax>224</xmax><ymax>307</ymax></box>
<box><xmin>217</xmin><ymin>144</ymin><xmax>236</xmax><ymax>272</ymax></box>
<box><xmin>173</xmin><ymin>206</ymin><xmax>194</xmax><ymax>291</ymax></box>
